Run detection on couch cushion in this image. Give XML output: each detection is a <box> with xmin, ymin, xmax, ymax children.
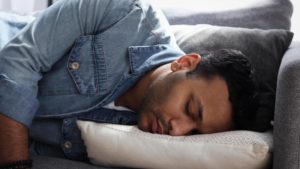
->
<box><xmin>151</xmin><ymin>0</ymin><xmax>293</xmax><ymax>30</ymax></box>
<box><xmin>32</xmin><ymin>155</ymin><xmax>123</xmax><ymax>169</ymax></box>
<box><xmin>171</xmin><ymin>24</ymin><xmax>294</xmax><ymax>131</ymax></box>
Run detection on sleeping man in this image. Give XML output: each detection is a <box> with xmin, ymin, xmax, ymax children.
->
<box><xmin>0</xmin><ymin>0</ymin><xmax>257</xmax><ymax>168</ymax></box>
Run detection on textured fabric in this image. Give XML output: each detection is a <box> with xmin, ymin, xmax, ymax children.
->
<box><xmin>102</xmin><ymin>102</ymin><xmax>134</xmax><ymax>112</ymax></box>
<box><xmin>171</xmin><ymin>24</ymin><xmax>294</xmax><ymax>131</ymax></box>
<box><xmin>273</xmin><ymin>41</ymin><xmax>300</xmax><ymax>169</ymax></box>
<box><xmin>151</xmin><ymin>0</ymin><xmax>293</xmax><ymax>30</ymax></box>
<box><xmin>77</xmin><ymin>121</ymin><xmax>273</xmax><ymax>169</ymax></box>
<box><xmin>32</xmin><ymin>156</ymin><xmax>127</xmax><ymax>169</ymax></box>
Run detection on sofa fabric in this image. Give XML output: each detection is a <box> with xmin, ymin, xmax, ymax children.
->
<box><xmin>273</xmin><ymin>42</ymin><xmax>300</xmax><ymax>169</ymax></box>
<box><xmin>151</xmin><ymin>0</ymin><xmax>293</xmax><ymax>30</ymax></box>
<box><xmin>32</xmin><ymin>156</ymin><xmax>125</xmax><ymax>169</ymax></box>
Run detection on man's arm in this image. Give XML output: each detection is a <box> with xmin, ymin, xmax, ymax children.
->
<box><xmin>0</xmin><ymin>113</ymin><xmax>29</xmax><ymax>163</ymax></box>
<box><xmin>0</xmin><ymin>0</ymin><xmax>137</xmax><ymax>164</ymax></box>
<box><xmin>0</xmin><ymin>0</ymin><xmax>133</xmax><ymax>126</ymax></box>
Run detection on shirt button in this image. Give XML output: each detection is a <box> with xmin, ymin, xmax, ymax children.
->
<box><xmin>69</xmin><ymin>62</ymin><xmax>80</xmax><ymax>70</ymax></box>
<box><xmin>64</xmin><ymin>141</ymin><xmax>72</xmax><ymax>149</ymax></box>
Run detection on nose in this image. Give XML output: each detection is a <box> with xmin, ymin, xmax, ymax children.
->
<box><xmin>168</xmin><ymin>118</ymin><xmax>196</xmax><ymax>136</ymax></box>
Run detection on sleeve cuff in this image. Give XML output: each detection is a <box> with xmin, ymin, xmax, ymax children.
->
<box><xmin>0</xmin><ymin>74</ymin><xmax>39</xmax><ymax>127</ymax></box>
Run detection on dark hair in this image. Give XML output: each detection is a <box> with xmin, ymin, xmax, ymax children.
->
<box><xmin>187</xmin><ymin>49</ymin><xmax>258</xmax><ymax>131</ymax></box>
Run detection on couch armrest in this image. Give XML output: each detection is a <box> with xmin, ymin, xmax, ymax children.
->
<box><xmin>273</xmin><ymin>41</ymin><xmax>300</xmax><ymax>169</ymax></box>
<box><xmin>32</xmin><ymin>156</ymin><xmax>126</xmax><ymax>169</ymax></box>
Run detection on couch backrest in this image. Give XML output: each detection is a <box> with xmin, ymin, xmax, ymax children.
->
<box><xmin>152</xmin><ymin>0</ymin><xmax>293</xmax><ymax>30</ymax></box>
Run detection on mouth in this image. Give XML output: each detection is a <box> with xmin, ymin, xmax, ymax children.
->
<box><xmin>151</xmin><ymin>115</ymin><xmax>164</xmax><ymax>134</ymax></box>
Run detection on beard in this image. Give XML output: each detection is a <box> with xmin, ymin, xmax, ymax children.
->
<box><xmin>136</xmin><ymin>73</ymin><xmax>182</xmax><ymax>133</ymax></box>
<box><xmin>136</xmin><ymin>82</ymin><xmax>162</xmax><ymax>132</ymax></box>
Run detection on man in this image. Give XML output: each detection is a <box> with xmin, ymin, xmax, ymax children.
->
<box><xmin>0</xmin><ymin>0</ymin><xmax>256</xmax><ymax>168</ymax></box>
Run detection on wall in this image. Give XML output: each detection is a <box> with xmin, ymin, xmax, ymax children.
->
<box><xmin>290</xmin><ymin>0</ymin><xmax>299</xmax><ymax>40</ymax></box>
<box><xmin>0</xmin><ymin>0</ymin><xmax>48</xmax><ymax>14</ymax></box>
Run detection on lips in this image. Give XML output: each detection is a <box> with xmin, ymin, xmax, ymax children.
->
<box><xmin>151</xmin><ymin>116</ymin><xmax>164</xmax><ymax>134</ymax></box>
<box><xmin>151</xmin><ymin>117</ymin><xmax>158</xmax><ymax>134</ymax></box>
<box><xmin>157</xmin><ymin>119</ymin><xmax>163</xmax><ymax>134</ymax></box>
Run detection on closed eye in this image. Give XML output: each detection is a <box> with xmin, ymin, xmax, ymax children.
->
<box><xmin>198</xmin><ymin>103</ymin><xmax>203</xmax><ymax>121</ymax></box>
<box><xmin>187</xmin><ymin>129</ymin><xmax>199</xmax><ymax>135</ymax></box>
<box><xmin>185</xmin><ymin>98</ymin><xmax>196</xmax><ymax>120</ymax></box>
<box><xmin>185</xmin><ymin>99</ymin><xmax>192</xmax><ymax>117</ymax></box>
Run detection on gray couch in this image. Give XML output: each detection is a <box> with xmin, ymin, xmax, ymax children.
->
<box><xmin>32</xmin><ymin>0</ymin><xmax>298</xmax><ymax>169</ymax></box>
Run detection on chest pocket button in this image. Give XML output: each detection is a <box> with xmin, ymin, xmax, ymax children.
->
<box><xmin>63</xmin><ymin>141</ymin><xmax>72</xmax><ymax>149</ymax></box>
<box><xmin>69</xmin><ymin>62</ymin><xmax>80</xmax><ymax>70</ymax></box>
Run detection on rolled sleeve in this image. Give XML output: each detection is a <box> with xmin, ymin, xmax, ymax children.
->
<box><xmin>0</xmin><ymin>74</ymin><xmax>39</xmax><ymax>127</ymax></box>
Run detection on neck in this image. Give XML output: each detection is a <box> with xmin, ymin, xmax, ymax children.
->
<box><xmin>115</xmin><ymin>63</ymin><xmax>171</xmax><ymax>112</ymax></box>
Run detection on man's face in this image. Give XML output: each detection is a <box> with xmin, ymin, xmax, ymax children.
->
<box><xmin>137</xmin><ymin>54</ymin><xmax>233</xmax><ymax>136</ymax></box>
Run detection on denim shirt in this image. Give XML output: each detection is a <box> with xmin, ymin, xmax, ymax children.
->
<box><xmin>0</xmin><ymin>0</ymin><xmax>184</xmax><ymax>160</ymax></box>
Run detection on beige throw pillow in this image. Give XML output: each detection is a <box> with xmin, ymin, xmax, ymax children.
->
<box><xmin>77</xmin><ymin>120</ymin><xmax>273</xmax><ymax>169</ymax></box>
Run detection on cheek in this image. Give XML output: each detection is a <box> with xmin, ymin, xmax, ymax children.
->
<box><xmin>157</xmin><ymin>94</ymin><xmax>186</xmax><ymax>119</ymax></box>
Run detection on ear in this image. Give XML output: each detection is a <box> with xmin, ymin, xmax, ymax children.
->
<box><xmin>171</xmin><ymin>53</ymin><xmax>201</xmax><ymax>72</ymax></box>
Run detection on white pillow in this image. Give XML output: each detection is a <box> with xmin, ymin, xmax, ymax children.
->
<box><xmin>77</xmin><ymin>120</ymin><xmax>273</xmax><ymax>169</ymax></box>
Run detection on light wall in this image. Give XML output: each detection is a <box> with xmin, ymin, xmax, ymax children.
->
<box><xmin>290</xmin><ymin>0</ymin><xmax>299</xmax><ymax>40</ymax></box>
<box><xmin>0</xmin><ymin>0</ymin><xmax>48</xmax><ymax>14</ymax></box>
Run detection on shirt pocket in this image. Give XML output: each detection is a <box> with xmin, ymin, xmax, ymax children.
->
<box><xmin>67</xmin><ymin>35</ymin><xmax>107</xmax><ymax>95</ymax></box>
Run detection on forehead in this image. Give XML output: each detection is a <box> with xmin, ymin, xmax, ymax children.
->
<box><xmin>169</xmin><ymin>73</ymin><xmax>230</xmax><ymax>100</ymax></box>
<box><xmin>189</xmin><ymin>75</ymin><xmax>233</xmax><ymax>132</ymax></box>
<box><xmin>190</xmin><ymin>76</ymin><xmax>231</xmax><ymax>109</ymax></box>
<box><xmin>188</xmin><ymin>75</ymin><xmax>229</xmax><ymax>96</ymax></box>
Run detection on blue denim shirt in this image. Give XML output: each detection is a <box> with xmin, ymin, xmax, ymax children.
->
<box><xmin>0</xmin><ymin>0</ymin><xmax>184</xmax><ymax>160</ymax></box>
